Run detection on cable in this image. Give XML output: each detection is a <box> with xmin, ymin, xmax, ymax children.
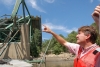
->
<box><xmin>39</xmin><ymin>36</ymin><xmax>52</xmax><ymax>67</ymax></box>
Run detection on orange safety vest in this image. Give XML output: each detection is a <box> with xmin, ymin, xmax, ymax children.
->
<box><xmin>74</xmin><ymin>46</ymin><xmax>100</xmax><ymax>67</ymax></box>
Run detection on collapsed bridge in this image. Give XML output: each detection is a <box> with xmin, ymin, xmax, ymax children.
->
<box><xmin>0</xmin><ymin>0</ymin><xmax>42</xmax><ymax>59</ymax></box>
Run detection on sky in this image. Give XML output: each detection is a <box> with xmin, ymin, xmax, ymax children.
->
<box><xmin>0</xmin><ymin>0</ymin><xmax>100</xmax><ymax>40</ymax></box>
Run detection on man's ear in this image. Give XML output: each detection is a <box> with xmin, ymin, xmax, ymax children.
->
<box><xmin>86</xmin><ymin>34</ymin><xmax>91</xmax><ymax>39</ymax></box>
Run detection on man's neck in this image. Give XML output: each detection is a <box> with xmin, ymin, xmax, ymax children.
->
<box><xmin>81</xmin><ymin>42</ymin><xmax>93</xmax><ymax>49</ymax></box>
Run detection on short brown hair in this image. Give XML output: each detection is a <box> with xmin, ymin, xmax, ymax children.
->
<box><xmin>78</xmin><ymin>26</ymin><xmax>97</xmax><ymax>44</ymax></box>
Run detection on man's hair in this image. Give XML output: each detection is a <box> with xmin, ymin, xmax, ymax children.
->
<box><xmin>78</xmin><ymin>26</ymin><xmax>97</xmax><ymax>44</ymax></box>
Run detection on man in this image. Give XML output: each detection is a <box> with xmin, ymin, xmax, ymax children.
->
<box><xmin>43</xmin><ymin>5</ymin><xmax>100</xmax><ymax>67</ymax></box>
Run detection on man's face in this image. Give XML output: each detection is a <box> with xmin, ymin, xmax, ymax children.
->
<box><xmin>76</xmin><ymin>31</ymin><xmax>88</xmax><ymax>45</ymax></box>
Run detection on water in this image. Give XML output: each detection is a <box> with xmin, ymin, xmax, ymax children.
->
<box><xmin>0</xmin><ymin>58</ymin><xmax>73</xmax><ymax>67</ymax></box>
<box><xmin>33</xmin><ymin>57</ymin><xmax>74</xmax><ymax>67</ymax></box>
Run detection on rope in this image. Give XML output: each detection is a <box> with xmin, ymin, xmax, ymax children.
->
<box><xmin>39</xmin><ymin>37</ymin><xmax>52</xmax><ymax>67</ymax></box>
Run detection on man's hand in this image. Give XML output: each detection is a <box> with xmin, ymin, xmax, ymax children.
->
<box><xmin>92</xmin><ymin>5</ymin><xmax>100</xmax><ymax>26</ymax></box>
<box><xmin>42</xmin><ymin>25</ymin><xmax>53</xmax><ymax>33</ymax></box>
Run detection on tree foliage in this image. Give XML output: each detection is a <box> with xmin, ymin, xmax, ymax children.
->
<box><xmin>66</xmin><ymin>31</ymin><xmax>77</xmax><ymax>43</ymax></box>
<box><xmin>30</xmin><ymin>29</ymin><xmax>41</xmax><ymax>57</ymax></box>
<box><xmin>91</xmin><ymin>23</ymin><xmax>100</xmax><ymax>46</ymax></box>
<box><xmin>42</xmin><ymin>34</ymin><xmax>68</xmax><ymax>55</ymax></box>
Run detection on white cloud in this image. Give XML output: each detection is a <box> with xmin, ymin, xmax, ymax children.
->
<box><xmin>42</xmin><ymin>22</ymin><xmax>78</xmax><ymax>33</ymax></box>
<box><xmin>29</xmin><ymin>0</ymin><xmax>46</xmax><ymax>13</ymax></box>
<box><xmin>90</xmin><ymin>0</ymin><xmax>100</xmax><ymax>3</ymax></box>
<box><xmin>44</xmin><ymin>0</ymin><xmax>55</xmax><ymax>3</ymax></box>
<box><xmin>42</xmin><ymin>37</ymin><xmax>50</xmax><ymax>40</ymax></box>
<box><xmin>0</xmin><ymin>0</ymin><xmax>46</xmax><ymax>13</ymax></box>
<box><xmin>90</xmin><ymin>0</ymin><xmax>94</xmax><ymax>3</ymax></box>
<box><xmin>0</xmin><ymin>0</ymin><xmax>15</xmax><ymax>6</ymax></box>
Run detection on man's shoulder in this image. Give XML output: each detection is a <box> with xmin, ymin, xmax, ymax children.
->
<box><xmin>93</xmin><ymin>47</ymin><xmax>100</xmax><ymax>55</ymax></box>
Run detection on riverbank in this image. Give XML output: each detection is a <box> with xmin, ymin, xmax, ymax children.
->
<box><xmin>38</xmin><ymin>52</ymin><xmax>75</xmax><ymax>61</ymax></box>
<box><xmin>46</xmin><ymin>53</ymin><xmax>75</xmax><ymax>60</ymax></box>
<box><xmin>0</xmin><ymin>53</ymin><xmax>75</xmax><ymax>67</ymax></box>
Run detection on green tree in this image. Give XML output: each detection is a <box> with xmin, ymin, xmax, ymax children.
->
<box><xmin>30</xmin><ymin>29</ymin><xmax>41</xmax><ymax>57</ymax></box>
<box><xmin>42</xmin><ymin>39</ymin><xmax>51</xmax><ymax>54</ymax></box>
<box><xmin>52</xmin><ymin>43</ymin><xmax>63</xmax><ymax>55</ymax></box>
<box><xmin>66</xmin><ymin>31</ymin><xmax>77</xmax><ymax>43</ymax></box>
<box><xmin>91</xmin><ymin>23</ymin><xmax>100</xmax><ymax>45</ymax></box>
<box><xmin>48</xmin><ymin>34</ymin><xmax>67</xmax><ymax>54</ymax></box>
